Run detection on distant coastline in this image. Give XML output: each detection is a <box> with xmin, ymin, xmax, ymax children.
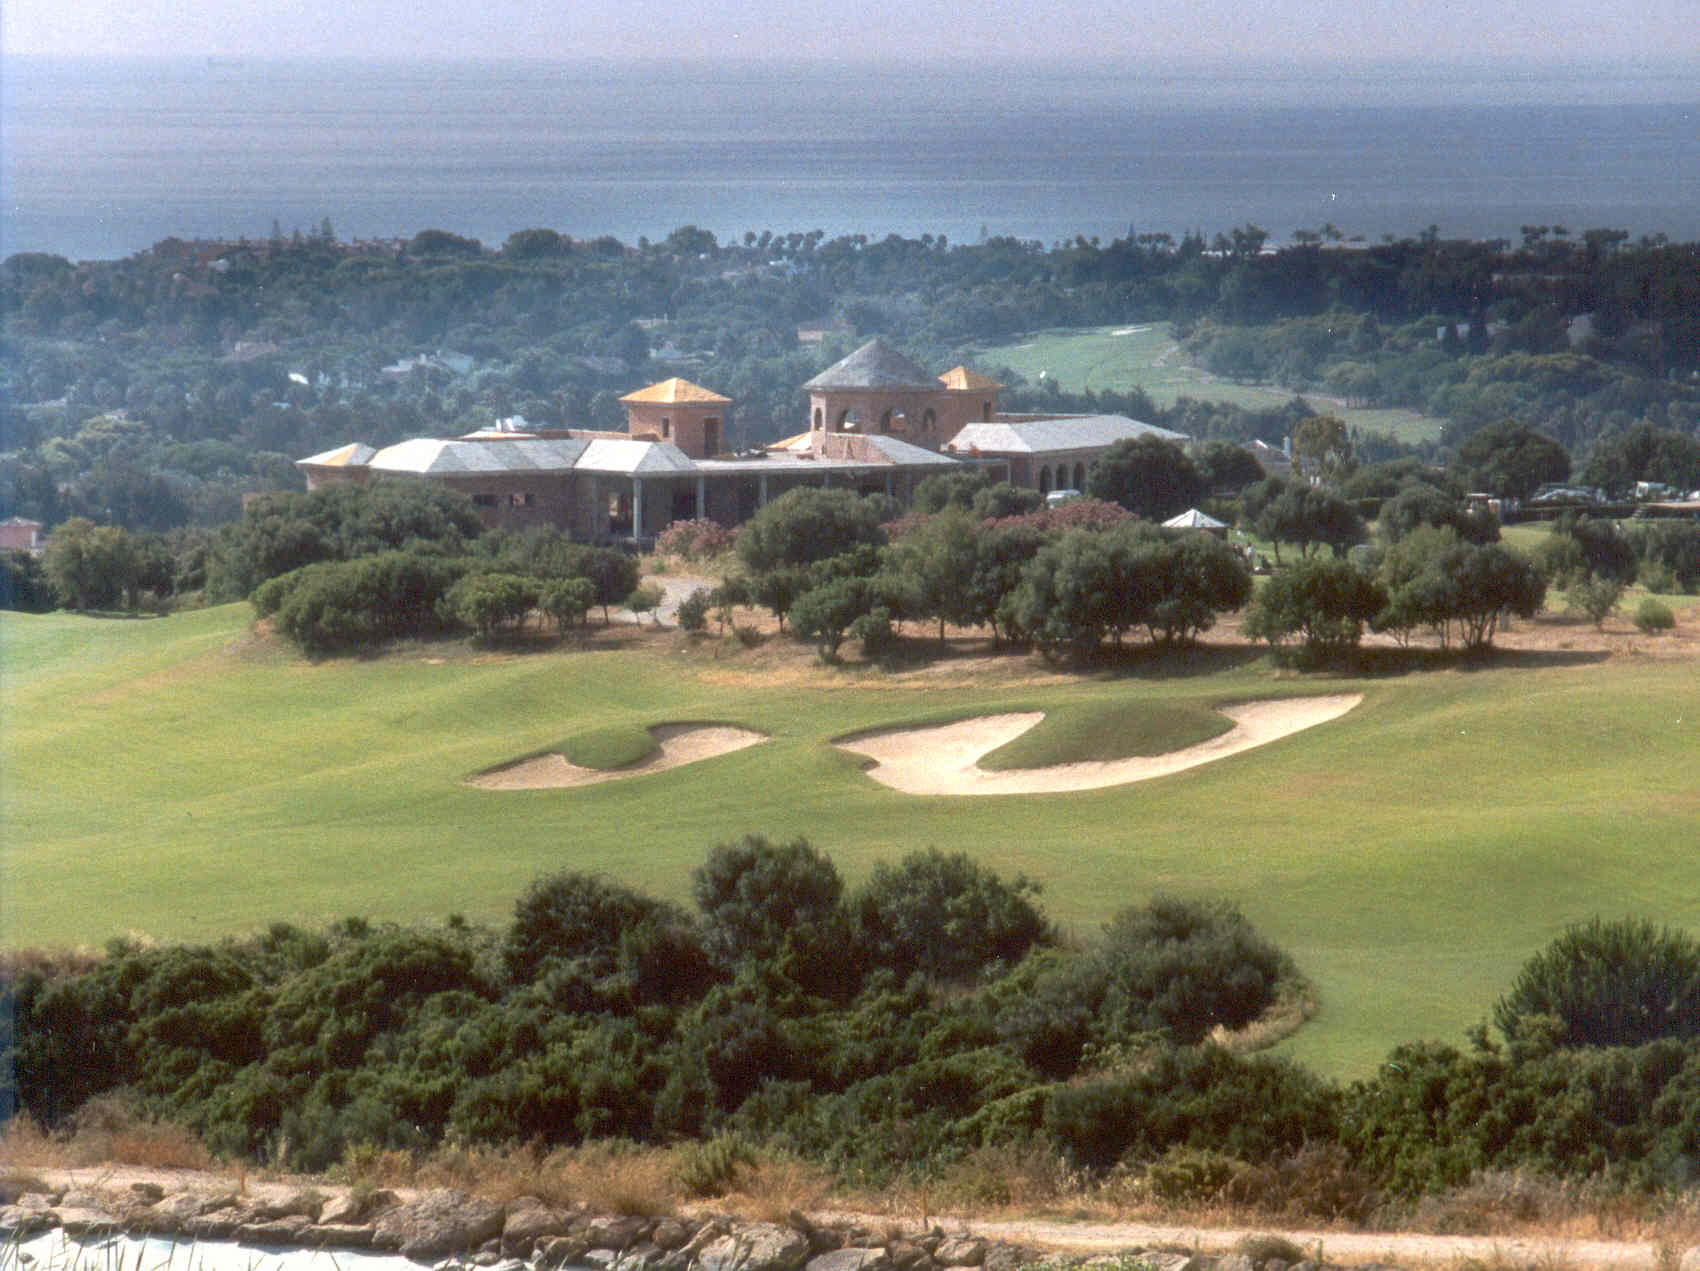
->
<box><xmin>5</xmin><ymin>56</ymin><xmax>1699</xmax><ymax>261</ymax></box>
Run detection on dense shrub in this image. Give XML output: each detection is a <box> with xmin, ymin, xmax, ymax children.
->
<box><xmin>1629</xmin><ymin>520</ymin><xmax>1700</xmax><ymax>593</ymax></box>
<box><xmin>853</xmin><ymin>849</ymin><xmax>1052</xmax><ymax>983</ymax></box>
<box><xmin>1635</xmin><ymin>597</ymin><xmax>1677</xmax><ymax>632</ymax></box>
<box><xmin>691</xmin><ymin>835</ymin><xmax>844</xmax><ymax>969</ymax></box>
<box><xmin>263</xmin><ymin>551</ymin><xmax>467</xmax><ymax>652</ymax></box>
<box><xmin>443</xmin><ymin>571</ymin><xmax>538</xmax><ymax>638</ymax></box>
<box><xmin>504</xmin><ymin>872</ymin><xmax>681</xmax><ymax>984</ymax></box>
<box><xmin>1245</xmin><ymin>558</ymin><xmax>1386</xmax><ymax>657</ymax></box>
<box><xmin>1495</xmin><ymin>917</ymin><xmax>1700</xmax><ymax>1048</ymax></box>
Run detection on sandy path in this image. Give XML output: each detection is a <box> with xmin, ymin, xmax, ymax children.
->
<box><xmin>468</xmin><ymin>724</ymin><xmax>766</xmax><ymax>790</ymax></box>
<box><xmin>835</xmin><ymin>694</ymin><xmax>1363</xmax><ymax>796</ymax></box>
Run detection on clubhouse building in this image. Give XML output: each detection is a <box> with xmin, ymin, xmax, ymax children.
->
<box><xmin>298</xmin><ymin>340</ymin><xmax>1187</xmax><ymax>540</ymax></box>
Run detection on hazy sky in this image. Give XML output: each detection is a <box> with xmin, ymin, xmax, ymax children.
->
<box><xmin>5</xmin><ymin>0</ymin><xmax>1698</xmax><ymax>66</ymax></box>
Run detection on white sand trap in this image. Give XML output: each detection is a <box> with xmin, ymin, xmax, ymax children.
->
<box><xmin>836</xmin><ymin>694</ymin><xmax>1363</xmax><ymax>796</ymax></box>
<box><xmin>469</xmin><ymin>724</ymin><xmax>767</xmax><ymax>790</ymax></box>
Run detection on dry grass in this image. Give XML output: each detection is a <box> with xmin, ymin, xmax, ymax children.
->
<box><xmin>1209</xmin><ymin>976</ymin><xmax>1321</xmax><ymax>1055</ymax></box>
<box><xmin>0</xmin><ymin>1100</ymin><xmax>214</xmax><ymax>1173</ymax></box>
<box><xmin>716</xmin><ymin>1153</ymin><xmax>836</xmax><ymax>1224</ymax></box>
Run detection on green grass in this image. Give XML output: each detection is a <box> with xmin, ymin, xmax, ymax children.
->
<box><xmin>979</xmin><ymin>699</ymin><xmax>1234</xmax><ymax>770</ymax></box>
<box><xmin>975</xmin><ymin>324</ymin><xmax>1443</xmax><ymax>444</ymax></box>
<box><xmin>5</xmin><ymin>604</ymin><xmax>1700</xmax><ymax>1082</ymax></box>
<box><xmin>553</xmin><ymin>723</ymin><xmax>660</xmax><ymax>771</ymax></box>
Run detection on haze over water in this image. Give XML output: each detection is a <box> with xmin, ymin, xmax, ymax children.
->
<box><xmin>4</xmin><ymin>56</ymin><xmax>1698</xmax><ymax>261</ymax></box>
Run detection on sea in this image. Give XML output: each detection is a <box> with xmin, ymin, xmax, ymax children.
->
<box><xmin>3</xmin><ymin>55</ymin><xmax>1699</xmax><ymax>262</ymax></box>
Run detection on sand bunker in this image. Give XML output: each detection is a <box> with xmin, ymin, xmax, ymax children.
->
<box><xmin>836</xmin><ymin>694</ymin><xmax>1362</xmax><ymax>796</ymax></box>
<box><xmin>469</xmin><ymin>724</ymin><xmax>767</xmax><ymax>790</ymax></box>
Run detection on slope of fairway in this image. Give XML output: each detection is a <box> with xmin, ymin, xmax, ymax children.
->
<box><xmin>976</xmin><ymin>324</ymin><xmax>1442</xmax><ymax>444</ymax></box>
<box><xmin>5</xmin><ymin>605</ymin><xmax>1698</xmax><ymax>1079</ymax></box>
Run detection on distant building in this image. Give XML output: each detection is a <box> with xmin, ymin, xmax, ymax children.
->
<box><xmin>298</xmin><ymin>339</ymin><xmax>1187</xmax><ymax>541</ymax></box>
<box><xmin>0</xmin><ymin>517</ymin><xmax>44</xmax><ymax>553</ymax></box>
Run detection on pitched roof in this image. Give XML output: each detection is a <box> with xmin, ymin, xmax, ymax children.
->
<box><xmin>620</xmin><ymin>377</ymin><xmax>731</xmax><ymax>405</ymax></box>
<box><xmin>938</xmin><ymin>366</ymin><xmax>1003</xmax><ymax>392</ymax></box>
<box><xmin>369</xmin><ymin>438</ymin><xmax>588</xmax><ymax>476</ymax></box>
<box><xmin>297</xmin><ymin>442</ymin><xmax>376</xmax><ymax>468</ymax></box>
<box><xmin>1163</xmin><ymin>508</ymin><xmax>1227</xmax><ymax>529</ymax></box>
<box><xmin>803</xmin><ymin>340</ymin><xmax>937</xmax><ymax>392</ymax></box>
<box><xmin>944</xmin><ymin>415</ymin><xmax>1188</xmax><ymax>456</ymax></box>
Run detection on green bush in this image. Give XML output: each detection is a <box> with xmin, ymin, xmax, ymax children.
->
<box><xmin>265</xmin><ymin>551</ymin><xmax>467</xmax><ymax>653</ymax></box>
<box><xmin>539</xmin><ymin>576</ymin><xmax>596</xmax><ymax>629</ymax></box>
<box><xmin>676</xmin><ymin>587</ymin><xmax>712</xmax><ymax>633</ymax></box>
<box><xmin>1635</xmin><ymin>597</ymin><xmax>1677</xmax><ymax>633</ymax></box>
<box><xmin>1495</xmin><ymin>917</ymin><xmax>1700</xmax><ymax>1048</ymax></box>
<box><xmin>854</xmin><ymin>850</ymin><xmax>1051</xmax><ymax>984</ymax></box>
<box><xmin>444</xmin><ymin>571</ymin><xmax>538</xmax><ymax>639</ymax></box>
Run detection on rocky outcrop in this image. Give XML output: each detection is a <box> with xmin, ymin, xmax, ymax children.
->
<box><xmin>372</xmin><ymin>1188</ymin><xmax>507</xmax><ymax>1259</ymax></box>
<box><xmin>0</xmin><ymin>1173</ymin><xmax>1494</xmax><ymax>1271</ymax></box>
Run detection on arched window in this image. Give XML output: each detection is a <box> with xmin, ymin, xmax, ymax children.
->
<box><xmin>661</xmin><ymin>417</ymin><xmax>671</xmax><ymax>438</ymax></box>
<box><xmin>879</xmin><ymin>409</ymin><xmax>893</xmax><ymax>434</ymax></box>
<box><xmin>836</xmin><ymin>408</ymin><xmax>851</xmax><ymax>431</ymax></box>
<box><xmin>982</xmin><ymin>400</ymin><xmax>993</xmax><ymax>421</ymax></box>
<box><xmin>813</xmin><ymin>406</ymin><xmax>823</xmax><ymax>430</ymax></box>
<box><xmin>921</xmin><ymin>408</ymin><xmax>936</xmax><ymax>434</ymax></box>
<box><xmin>1073</xmin><ymin>462</ymin><xmax>1086</xmax><ymax>489</ymax></box>
<box><xmin>1038</xmin><ymin>467</ymin><xmax>1052</xmax><ymax>494</ymax></box>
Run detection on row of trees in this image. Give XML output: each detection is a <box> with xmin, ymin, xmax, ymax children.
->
<box><xmin>723</xmin><ymin>479</ymin><xmax>1255</xmax><ymax>663</ymax></box>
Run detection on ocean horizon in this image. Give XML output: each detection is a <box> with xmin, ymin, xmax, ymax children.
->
<box><xmin>4</xmin><ymin>55</ymin><xmax>1699</xmax><ymax>261</ymax></box>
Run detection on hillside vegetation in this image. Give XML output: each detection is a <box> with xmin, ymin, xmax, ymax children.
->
<box><xmin>4</xmin><ymin>603</ymin><xmax>1698</xmax><ymax>1079</ymax></box>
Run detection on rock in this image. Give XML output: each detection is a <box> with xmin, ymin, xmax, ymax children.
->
<box><xmin>980</xmin><ymin>1246</ymin><xmax>1030</xmax><ymax>1271</ymax></box>
<box><xmin>56</xmin><ymin>1206</ymin><xmax>122</xmax><ymax>1237</ymax></box>
<box><xmin>787</xmin><ymin>1211</ymin><xmax>814</xmax><ymax>1236</ymax></box>
<box><xmin>237</xmin><ymin>1216</ymin><xmax>314</xmax><ymax>1244</ymax></box>
<box><xmin>1678</xmin><ymin>1250</ymin><xmax>1700</xmax><ymax>1271</ymax></box>
<box><xmin>138</xmin><ymin>1192</ymin><xmax>210</xmax><ymax>1233</ymax></box>
<box><xmin>0</xmin><ymin>1180</ymin><xmax>38</xmax><ymax>1206</ymax></box>
<box><xmin>680</xmin><ymin>1221</ymin><xmax>729</xmax><ymax>1260</ymax></box>
<box><xmin>186</xmin><ymin>1214</ymin><xmax>241</xmax><ymax>1241</ymax></box>
<box><xmin>502</xmin><ymin>1199</ymin><xmax>572</xmax><ymax>1256</ymax></box>
<box><xmin>614</xmin><ymin>1247</ymin><xmax>665</xmax><ymax>1271</ymax></box>
<box><xmin>129</xmin><ymin>1183</ymin><xmax>167</xmax><ymax>1204</ymax></box>
<box><xmin>695</xmin><ymin>1224</ymin><xmax>812</xmax><ymax>1271</ymax></box>
<box><xmin>537</xmin><ymin>1236</ymin><xmax>593</xmax><ymax>1269</ymax></box>
<box><xmin>1266</xmin><ymin>1260</ymin><xmax>1288</xmax><ymax>1271</ymax></box>
<box><xmin>886</xmin><ymin>1242</ymin><xmax>929</xmax><ymax>1271</ymax></box>
<box><xmin>1146</xmin><ymin>1256</ymin><xmax>1203</xmax><ymax>1271</ymax></box>
<box><xmin>0</xmin><ymin>1204</ymin><xmax>53</xmax><ymax>1236</ymax></box>
<box><xmin>806</xmin><ymin>1249</ymin><xmax>892</xmax><ymax>1271</ymax></box>
<box><xmin>13</xmin><ymin>1195</ymin><xmax>55</xmax><ymax>1215</ymax></box>
<box><xmin>318</xmin><ymin>1194</ymin><xmax>366</xmax><ymax>1226</ymax></box>
<box><xmin>934</xmin><ymin>1240</ymin><xmax>986</xmax><ymax>1268</ymax></box>
<box><xmin>59</xmin><ymin>1191</ymin><xmax>104</xmax><ymax>1210</ymax></box>
<box><xmin>1219</xmin><ymin>1256</ymin><xmax>1256</xmax><ymax>1271</ymax></box>
<box><xmin>312</xmin><ymin>1223</ymin><xmax>377</xmax><ymax>1248</ymax></box>
<box><xmin>808</xmin><ymin>1229</ymin><xmax>845</xmax><ymax>1255</ymax></box>
<box><xmin>586</xmin><ymin>1214</ymin><xmax>654</xmax><ymax>1253</ymax></box>
<box><xmin>372</xmin><ymin>1189</ymin><xmax>506</xmax><ymax>1260</ymax></box>
<box><xmin>652</xmin><ymin>1219</ymin><xmax>696</xmax><ymax>1251</ymax></box>
<box><xmin>584</xmin><ymin>1251</ymin><xmax>621</xmax><ymax>1270</ymax></box>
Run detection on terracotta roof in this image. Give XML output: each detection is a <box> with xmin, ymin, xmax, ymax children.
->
<box><xmin>620</xmin><ymin>377</ymin><xmax>731</xmax><ymax>405</ymax></box>
<box><xmin>938</xmin><ymin>366</ymin><xmax>1003</xmax><ymax>392</ymax></box>
<box><xmin>803</xmin><ymin>340</ymin><xmax>937</xmax><ymax>392</ymax></box>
